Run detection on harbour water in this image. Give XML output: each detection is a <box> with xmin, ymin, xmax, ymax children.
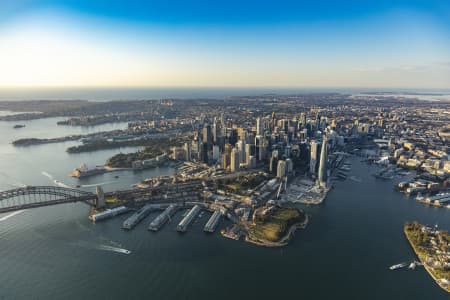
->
<box><xmin>0</xmin><ymin>116</ymin><xmax>449</xmax><ymax>299</ymax></box>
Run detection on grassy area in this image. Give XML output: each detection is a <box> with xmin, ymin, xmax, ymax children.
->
<box><xmin>249</xmin><ymin>207</ymin><xmax>305</xmax><ymax>242</ymax></box>
<box><xmin>105</xmin><ymin>197</ymin><xmax>119</xmax><ymax>204</ymax></box>
<box><xmin>105</xmin><ymin>138</ymin><xmax>180</xmax><ymax>168</ymax></box>
<box><xmin>218</xmin><ymin>174</ymin><xmax>269</xmax><ymax>193</ymax></box>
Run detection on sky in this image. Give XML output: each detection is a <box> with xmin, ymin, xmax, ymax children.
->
<box><xmin>0</xmin><ymin>0</ymin><xmax>449</xmax><ymax>89</ymax></box>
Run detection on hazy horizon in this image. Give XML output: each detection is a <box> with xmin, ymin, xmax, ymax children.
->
<box><xmin>1</xmin><ymin>86</ymin><xmax>450</xmax><ymax>102</ymax></box>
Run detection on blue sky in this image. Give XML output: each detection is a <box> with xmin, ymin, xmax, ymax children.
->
<box><xmin>0</xmin><ymin>0</ymin><xmax>449</xmax><ymax>88</ymax></box>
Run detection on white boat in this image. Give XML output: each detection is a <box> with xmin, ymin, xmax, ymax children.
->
<box><xmin>98</xmin><ymin>245</ymin><xmax>131</xmax><ymax>255</ymax></box>
<box><xmin>389</xmin><ymin>262</ymin><xmax>407</xmax><ymax>270</ymax></box>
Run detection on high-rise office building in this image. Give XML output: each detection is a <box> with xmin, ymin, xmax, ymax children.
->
<box><xmin>203</xmin><ymin>124</ymin><xmax>212</xmax><ymax>148</ymax></box>
<box><xmin>230</xmin><ymin>148</ymin><xmax>240</xmax><ymax>172</ymax></box>
<box><xmin>213</xmin><ymin>120</ymin><xmax>221</xmax><ymax>144</ymax></box>
<box><xmin>310</xmin><ymin>140</ymin><xmax>319</xmax><ymax>174</ymax></box>
<box><xmin>256</xmin><ymin>117</ymin><xmax>263</xmax><ymax>136</ymax></box>
<box><xmin>245</xmin><ymin>143</ymin><xmax>252</xmax><ymax>165</ymax></box>
<box><xmin>221</xmin><ymin>153</ymin><xmax>230</xmax><ymax>169</ymax></box>
<box><xmin>318</xmin><ymin>137</ymin><xmax>328</xmax><ymax>186</ymax></box>
<box><xmin>200</xmin><ymin>142</ymin><xmax>209</xmax><ymax>164</ymax></box>
<box><xmin>236</xmin><ymin>140</ymin><xmax>245</xmax><ymax>164</ymax></box>
<box><xmin>184</xmin><ymin>142</ymin><xmax>191</xmax><ymax>161</ymax></box>
<box><xmin>300</xmin><ymin>112</ymin><xmax>307</xmax><ymax>127</ymax></box>
<box><xmin>277</xmin><ymin>160</ymin><xmax>286</xmax><ymax>178</ymax></box>
<box><xmin>255</xmin><ymin>135</ymin><xmax>263</xmax><ymax>161</ymax></box>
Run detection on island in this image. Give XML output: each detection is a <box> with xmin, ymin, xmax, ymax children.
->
<box><xmin>404</xmin><ymin>222</ymin><xmax>450</xmax><ymax>293</ymax></box>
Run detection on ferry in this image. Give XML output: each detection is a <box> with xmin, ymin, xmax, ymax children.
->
<box><xmin>389</xmin><ymin>262</ymin><xmax>407</xmax><ymax>270</ymax></box>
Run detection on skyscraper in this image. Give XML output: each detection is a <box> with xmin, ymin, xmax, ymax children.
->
<box><xmin>277</xmin><ymin>160</ymin><xmax>286</xmax><ymax>178</ymax></box>
<box><xmin>184</xmin><ymin>142</ymin><xmax>191</xmax><ymax>161</ymax></box>
<box><xmin>212</xmin><ymin>120</ymin><xmax>221</xmax><ymax>144</ymax></box>
<box><xmin>230</xmin><ymin>148</ymin><xmax>240</xmax><ymax>172</ymax></box>
<box><xmin>255</xmin><ymin>135</ymin><xmax>263</xmax><ymax>161</ymax></box>
<box><xmin>236</xmin><ymin>140</ymin><xmax>245</xmax><ymax>164</ymax></box>
<box><xmin>310</xmin><ymin>140</ymin><xmax>319</xmax><ymax>174</ymax></box>
<box><xmin>256</xmin><ymin>117</ymin><xmax>263</xmax><ymax>136</ymax></box>
<box><xmin>203</xmin><ymin>124</ymin><xmax>212</xmax><ymax>148</ymax></box>
<box><xmin>200</xmin><ymin>142</ymin><xmax>209</xmax><ymax>164</ymax></box>
<box><xmin>318</xmin><ymin>137</ymin><xmax>328</xmax><ymax>187</ymax></box>
<box><xmin>300</xmin><ymin>112</ymin><xmax>307</xmax><ymax>128</ymax></box>
<box><xmin>245</xmin><ymin>143</ymin><xmax>252</xmax><ymax>165</ymax></box>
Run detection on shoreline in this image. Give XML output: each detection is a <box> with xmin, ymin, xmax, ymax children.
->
<box><xmin>404</xmin><ymin>228</ymin><xmax>450</xmax><ymax>293</ymax></box>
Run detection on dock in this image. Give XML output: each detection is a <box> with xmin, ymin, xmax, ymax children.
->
<box><xmin>203</xmin><ymin>210</ymin><xmax>222</xmax><ymax>233</ymax></box>
<box><xmin>89</xmin><ymin>206</ymin><xmax>129</xmax><ymax>222</ymax></box>
<box><xmin>122</xmin><ymin>204</ymin><xmax>161</xmax><ymax>230</ymax></box>
<box><xmin>148</xmin><ymin>204</ymin><xmax>179</xmax><ymax>231</ymax></box>
<box><xmin>176</xmin><ymin>204</ymin><xmax>201</xmax><ymax>232</ymax></box>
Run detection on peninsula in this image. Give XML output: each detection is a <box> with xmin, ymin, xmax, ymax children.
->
<box><xmin>404</xmin><ymin>222</ymin><xmax>450</xmax><ymax>293</ymax></box>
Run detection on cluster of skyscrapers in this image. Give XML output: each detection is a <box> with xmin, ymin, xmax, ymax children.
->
<box><xmin>170</xmin><ymin>111</ymin><xmax>335</xmax><ymax>188</ymax></box>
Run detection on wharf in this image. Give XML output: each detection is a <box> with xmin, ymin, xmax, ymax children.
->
<box><xmin>203</xmin><ymin>210</ymin><xmax>222</xmax><ymax>233</ymax></box>
<box><xmin>122</xmin><ymin>204</ymin><xmax>162</xmax><ymax>230</ymax></box>
<box><xmin>148</xmin><ymin>204</ymin><xmax>179</xmax><ymax>231</ymax></box>
<box><xmin>176</xmin><ymin>205</ymin><xmax>201</xmax><ymax>232</ymax></box>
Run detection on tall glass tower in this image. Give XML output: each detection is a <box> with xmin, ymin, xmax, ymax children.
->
<box><xmin>318</xmin><ymin>137</ymin><xmax>328</xmax><ymax>186</ymax></box>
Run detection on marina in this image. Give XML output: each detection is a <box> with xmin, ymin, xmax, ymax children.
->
<box><xmin>416</xmin><ymin>192</ymin><xmax>450</xmax><ymax>207</ymax></box>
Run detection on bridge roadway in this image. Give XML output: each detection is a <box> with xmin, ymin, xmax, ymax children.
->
<box><xmin>0</xmin><ymin>186</ymin><xmax>97</xmax><ymax>214</ymax></box>
<box><xmin>0</xmin><ymin>170</ymin><xmax>254</xmax><ymax>214</ymax></box>
<box><xmin>0</xmin><ymin>183</ymin><xmax>194</xmax><ymax>214</ymax></box>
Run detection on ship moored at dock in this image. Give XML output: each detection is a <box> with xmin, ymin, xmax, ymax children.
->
<box><xmin>176</xmin><ymin>205</ymin><xmax>201</xmax><ymax>232</ymax></box>
<box><xmin>70</xmin><ymin>163</ymin><xmax>106</xmax><ymax>178</ymax></box>
<box><xmin>203</xmin><ymin>210</ymin><xmax>222</xmax><ymax>233</ymax></box>
<box><xmin>148</xmin><ymin>204</ymin><xmax>179</xmax><ymax>231</ymax></box>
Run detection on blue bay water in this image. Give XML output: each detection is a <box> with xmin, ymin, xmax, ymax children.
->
<box><xmin>0</xmin><ymin>116</ymin><xmax>449</xmax><ymax>299</ymax></box>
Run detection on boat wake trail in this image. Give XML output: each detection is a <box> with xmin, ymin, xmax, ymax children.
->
<box><xmin>0</xmin><ymin>210</ymin><xmax>26</xmax><ymax>222</ymax></box>
<box><xmin>80</xmin><ymin>181</ymin><xmax>115</xmax><ymax>188</ymax></box>
<box><xmin>97</xmin><ymin>245</ymin><xmax>131</xmax><ymax>255</ymax></box>
<box><xmin>41</xmin><ymin>171</ymin><xmax>54</xmax><ymax>180</ymax></box>
<box><xmin>349</xmin><ymin>176</ymin><xmax>362</xmax><ymax>183</ymax></box>
<box><xmin>70</xmin><ymin>240</ymin><xmax>131</xmax><ymax>255</ymax></box>
<box><xmin>42</xmin><ymin>171</ymin><xmax>74</xmax><ymax>188</ymax></box>
<box><xmin>53</xmin><ymin>180</ymin><xmax>72</xmax><ymax>189</ymax></box>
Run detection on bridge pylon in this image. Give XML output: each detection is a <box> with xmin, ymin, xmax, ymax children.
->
<box><xmin>95</xmin><ymin>186</ymin><xmax>105</xmax><ymax>209</ymax></box>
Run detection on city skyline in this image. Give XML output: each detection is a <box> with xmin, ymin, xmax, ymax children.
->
<box><xmin>0</xmin><ymin>0</ymin><xmax>449</xmax><ymax>89</ymax></box>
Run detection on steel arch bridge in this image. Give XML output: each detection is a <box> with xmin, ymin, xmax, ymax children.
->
<box><xmin>0</xmin><ymin>186</ymin><xmax>97</xmax><ymax>213</ymax></box>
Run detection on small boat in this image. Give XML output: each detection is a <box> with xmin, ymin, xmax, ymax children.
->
<box><xmin>13</xmin><ymin>124</ymin><xmax>26</xmax><ymax>129</ymax></box>
<box><xmin>389</xmin><ymin>262</ymin><xmax>407</xmax><ymax>270</ymax></box>
<box><xmin>98</xmin><ymin>245</ymin><xmax>131</xmax><ymax>255</ymax></box>
<box><xmin>115</xmin><ymin>175</ymin><xmax>119</xmax><ymax>178</ymax></box>
<box><xmin>408</xmin><ymin>262</ymin><xmax>416</xmax><ymax>270</ymax></box>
